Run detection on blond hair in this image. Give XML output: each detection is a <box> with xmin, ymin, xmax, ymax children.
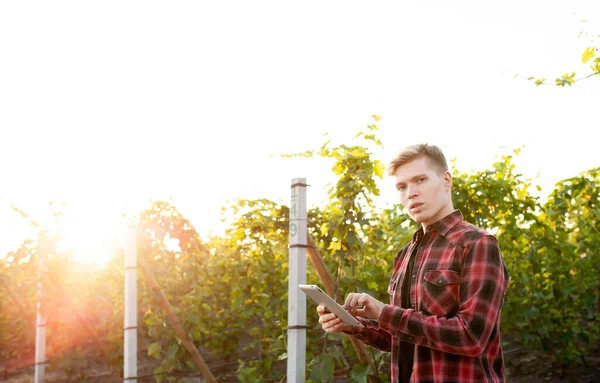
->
<box><xmin>387</xmin><ymin>144</ymin><xmax>449</xmax><ymax>176</ymax></box>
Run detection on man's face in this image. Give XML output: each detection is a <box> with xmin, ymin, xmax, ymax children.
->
<box><xmin>393</xmin><ymin>156</ymin><xmax>453</xmax><ymax>228</ymax></box>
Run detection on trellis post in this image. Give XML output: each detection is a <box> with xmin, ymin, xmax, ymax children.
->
<box><xmin>287</xmin><ymin>178</ymin><xmax>307</xmax><ymax>382</ymax></box>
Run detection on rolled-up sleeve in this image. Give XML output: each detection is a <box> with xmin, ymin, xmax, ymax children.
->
<box><xmin>344</xmin><ymin>317</ymin><xmax>392</xmax><ymax>352</ymax></box>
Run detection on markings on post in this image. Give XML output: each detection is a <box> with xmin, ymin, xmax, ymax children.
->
<box><xmin>290</xmin><ymin>186</ymin><xmax>299</xmax><ymax>241</ymax></box>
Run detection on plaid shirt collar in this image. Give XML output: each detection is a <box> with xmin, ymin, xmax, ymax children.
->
<box><xmin>411</xmin><ymin>209</ymin><xmax>463</xmax><ymax>242</ymax></box>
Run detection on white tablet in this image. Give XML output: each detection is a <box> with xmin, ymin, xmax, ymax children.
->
<box><xmin>299</xmin><ymin>284</ymin><xmax>364</xmax><ymax>328</ymax></box>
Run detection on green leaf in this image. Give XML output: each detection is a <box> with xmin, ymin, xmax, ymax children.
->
<box><xmin>349</xmin><ymin>148</ymin><xmax>365</xmax><ymax>158</ymax></box>
<box><xmin>555</xmin><ymin>72</ymin><xmax>576</xmax><ymax>87</ymax></box>
<box><xmin>309</xmin><ymin>354</ymin><xmax>335</xmax><ymax>382</ymax></box>
<box><xmin>167</xmin><ymin>344</ymin><xmax>178</xmax><ymax>360</ymax></box>
<box><xmin>188</xmin><ymin>313</ymin><xmax>200</xmax><ymax>324</ymax></box>
<box><xmin>350</xmin><ymin>363</ymin><xmax>370</xmax><ymax>383</ymax></box>
<box><xmin>153</xmin><ymin>366</ymin><xmax>166</xmax><ymax>383</ymax></box>
<box><xmin>592</xmin><ymin>57</ymin><xmax>600</xmax><ymax>74</ymax></box>
<box><xmin>582</xmin><ymin>47</ymin><xmax>595</xmax><ymax>64</ymax></box>
<box><xmin>320</xmin><ymin>222</ymin><xmax>329</xmax><ymax>236</ymax></box>
<box><xmin>374</xmin><ymin>160</ymin><xmax>385</xmax><ymax>178</ymax></box>
<box><xmin>346</xmin><ymin>231</ymin><xmax>359</xmax><ymax>247</ymax></box>
<box><xmin>148</xmin><ymin>342</ymin><xmax>162</xmax><ymax>359</ymax></box>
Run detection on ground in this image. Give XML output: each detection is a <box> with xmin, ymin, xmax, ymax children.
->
<box><xmin>2</xmin><ymin>338</ymin><xmax>599</xmax><ymax>382</ymax></box>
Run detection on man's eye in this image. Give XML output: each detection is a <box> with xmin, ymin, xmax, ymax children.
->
<box><xmin>418</xmin><ymin>177</ymin><xmax>426</xmax><ymax>182</ymax></box>
<box><xmin>398</xmin><ymin>186</ymin><xmax>406</xmax><ymax>191</ymax></box>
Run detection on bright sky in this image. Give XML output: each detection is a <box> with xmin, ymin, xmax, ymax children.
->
<box><xmin>1</xmin><ymin>1</ymin><xmax>598</xmax><ymax>264</ymax></box>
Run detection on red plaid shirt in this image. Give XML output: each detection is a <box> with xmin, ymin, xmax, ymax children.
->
<box><xmin>348</xmin><ymin>210</ymin><xmax>508</xmax><ymax>382</ymax></box>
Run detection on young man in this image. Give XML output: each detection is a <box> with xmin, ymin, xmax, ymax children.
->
<box><xmin>316</xmin><ymin>144</ymin><xmax>509</xmax><ymax>383</ymax></box>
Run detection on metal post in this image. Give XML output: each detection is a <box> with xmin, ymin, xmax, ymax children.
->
<box><xmin>287</xmin><ymin>178</ymin><xmax>307</xmax><ymax>383</ymax></box>
<box><xmin>124</xmin><ymin>220</ymin><xmax>138</xmax><ymax>381</ymax></box>
<box><xmin>34</xmin><ymin>235</ymin><xmax>48</xmax><ymax>383</ymax></box>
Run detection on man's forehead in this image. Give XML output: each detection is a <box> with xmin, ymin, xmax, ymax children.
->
<box><xmin>393</xmin><ymin>158</ymin><xmax>433</xmax><ymax>181</ymax></box>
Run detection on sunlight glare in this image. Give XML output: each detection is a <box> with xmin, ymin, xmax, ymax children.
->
<box><xmin>57</xmin><ymin>206</ymin><xmax>132</xmax><ymax>266</ymax></box>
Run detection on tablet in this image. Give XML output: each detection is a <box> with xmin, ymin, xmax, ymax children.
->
<box><xmin>299</xmin><ymin>284</ymin><xmax>364</xmax><ymax>328</ymax></box>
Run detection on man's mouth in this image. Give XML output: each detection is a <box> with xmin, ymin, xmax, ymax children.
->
<box><xmin>409</xmin><ymin>202</ymin><xmax>423</xmax><ymax>210</ymax></box>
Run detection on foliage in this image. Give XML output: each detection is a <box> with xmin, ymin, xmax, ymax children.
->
<box><xmin>526</xmin><ymin>23</ymin><xmax>599</xmax><ymax>86</ymax></box>
<box><xmin>527</xmin><ymin>169</ymin><xmax>600</xmax><ymax>365</ymax></box>
<box><xmin>451</xmin><ymin>150</ymin><xmax>600</xmax><ymax>366</ymax></box>
<box><xmin>1</xmin><ymin>119</ymin><xmax>599</xmax><ymax>381</ymax></box>
<box><xmin>283</xmin><ymin>116</ymin><xmax>394</xmax><ymax>380</ymax></box>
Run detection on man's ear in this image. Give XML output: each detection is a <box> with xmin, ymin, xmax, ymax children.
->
<box><xmin>444</xmin><ymin>171</ymin><xmax>452</xmax><ymax>191</ymax></box>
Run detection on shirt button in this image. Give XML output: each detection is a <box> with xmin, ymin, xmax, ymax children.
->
<box><xmin>411</xmin><ymin>304</ymin><xmax>415</xmax><ymax>309</ymax></box>
<box><xmin>412</xmin><ymin>274</ymin><xmax>416</xmax><ymax>278</ymax></box>
<box><xmin>438</xmin><ymin>279</ymin><xmax>443</xmax><ymax>284</ymax></box>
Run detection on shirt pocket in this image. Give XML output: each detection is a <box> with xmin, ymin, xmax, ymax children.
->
<box><xmin>421</xmin><ymin>270</ymin><xmax>460</xmax><ymax>317</ymax></box>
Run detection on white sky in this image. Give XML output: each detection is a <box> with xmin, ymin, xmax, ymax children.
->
<box><xmin>1</xmin><ymin>1</ymin><xmax>598</xmax><ymax>263</ymax></box>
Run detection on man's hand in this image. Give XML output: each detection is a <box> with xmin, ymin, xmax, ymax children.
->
<box><xmin>317</xmin><ymin>305</ymin><xmax>353</xmax><ymax>333</ymax></box>
<box><xmin>344</xmin><ymin>292</ymin><xmax>385</xmax><ymax>320</ymax></box>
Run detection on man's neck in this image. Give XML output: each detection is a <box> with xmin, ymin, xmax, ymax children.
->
<box><xmin>421</xmin><ymin>205</ymin><xmax>455</xmax><ymax>231</ymax></box>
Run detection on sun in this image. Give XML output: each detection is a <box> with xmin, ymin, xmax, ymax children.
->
<box><xmin>57</xmin><ymin>207</ymin><xmax>129</xmax><ymax>266</ymax></box>
<box><xmin>60</xmin><ymin>226</ymin><xmax>118</xmax><ymax>265</ymax></box>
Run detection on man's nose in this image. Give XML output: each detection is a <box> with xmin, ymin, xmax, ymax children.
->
<box><xmin>407</xmin><ymin>184</ymin><xmax>418</xmax><ymax>199</ymax></box>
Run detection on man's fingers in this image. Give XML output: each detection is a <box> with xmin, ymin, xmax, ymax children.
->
<box><xmin>346</xmin><ymin>293</ymin><xmax>365</xmax><ymax>312</ymax></box>
<box><xmin>344</xmin><ymin>293</ymin><xmax>361</xmax><ymax>310</ymax></box>
<box><xmin>323</xmin><ymin>318</ymin><xmax>348</xmax><ymax>333</ymax></box>
<box><xmin>324</xmin><ymin>317</ymin><xmax>341</xmax><ymax>327</ymax></box>
<box><xmin>358</xmin><ymin>293</ymin><xmax>369</xmax><ymax>308</ymax></box>
<box><xmin>326</xmin><ymin>321</ymin><xmax>344</xmax><ymax>333</ymax></box>
<box><xmin>344</xmin><ymin>293</ymin><xmax>357</xmax><ymax>308</ymax></box>
<box><xmin>316</xmin><ymin>305</ymin><xmax>329</xmax><ymax>314</ymax></box>
<box><xmin>317</xmin><ymin>306</ymin><xmax>340</xmax><ymax>325</ymax></box>
<box><xmin>318</xmin><ymin>313</ymin><xmax>336</xmax><ymax>324</ymax></box>
<box><xmin>322</xmin><ymin>317</ymin><xmax>341</xmax><ymax>330</ymax></box>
